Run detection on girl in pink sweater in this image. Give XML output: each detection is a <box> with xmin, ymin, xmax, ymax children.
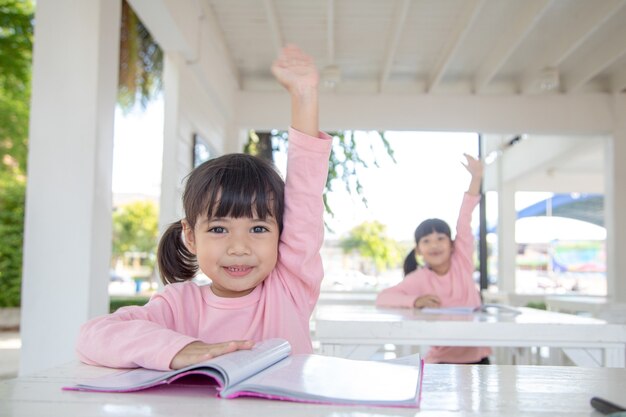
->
<box><xmin>377</xmin><ymin>154</ymin><xmax>492</xmax><ymax>364</ymax></box>
<box><xmin>76</xmin><ymin>45</ymin><xmax>331</xmax><ymax>371</ymax></box>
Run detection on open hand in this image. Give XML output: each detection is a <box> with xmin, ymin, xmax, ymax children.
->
<box><xmin>414</xmin><ymin>294</ymin><xmax>442</xmax><ymax>309</ymax></box>
<box><xmin>462</xmin><ymin>153</ymin><xmax>483</xmax><ymax>179</ymax></box>
<box><xmin>170</xmin><ymin>340</ymin><xmax>255</xmax><ymax>370</ymax></box>
<box><xmin>271</xmin><ymin>44</ymin><xmax>319</xmax><ymax>96</ymax></box>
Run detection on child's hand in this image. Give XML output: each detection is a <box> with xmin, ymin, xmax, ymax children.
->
<box><xmin>462</xmin><ymin>153</ymin><xmax>483</xmax><ymax>180</ymax></box>
<box><xmin>170</xmin><ymin>340</ymin><xmax>255</xmax><ymax>370</ymax></box>
<box><xmin>414</xmin><ymin>294</ymin><xmax>441</xmax><ymax>309</ymax></box>
<box><xmin>271</xmin><ymin>44</ymin><xmax>319</xmax><ymax>97</ymax></box>
<box><xmin>463</xmin><ymin>153</ymin><xmax>483</xmax><ymax>196</ymax></box>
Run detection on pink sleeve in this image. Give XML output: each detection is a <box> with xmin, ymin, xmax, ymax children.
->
<box><xmin>273</xmin><ymin>127</ymin><xmax>331</xmax><ymax>313</ymax></box>
<box><xmin>376</xmin><ymin>275</ymin><xmax>421</xmax><ymax>308</ymax></box>
<box><xmin>75</xmin><ymin>286</ymin><xmax>199</xmax><ymax>371</ymax></box>
<box><xmin>452</xmin><ymin>193</ymin><xmax>480</xmax><ymax>272</ymax></box>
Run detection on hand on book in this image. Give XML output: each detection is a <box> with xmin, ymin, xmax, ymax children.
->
<box><xmin>414</xmin><ymin>294</ymin><xmax>441</xmax><ymax>309</ymax></box>
<box><xmin>170</xmin><ymin>340</ymin><xmax>255</xmax><ymax>370</ymax></box>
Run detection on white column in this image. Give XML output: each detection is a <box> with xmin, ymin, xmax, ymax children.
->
<box><xmin>605</xmin><ymin>94</ymin><xmax>626</xmax><ymax>303</ymax></box>
<box><xmin>20</xmin><ymin>0</ymin><xmax>121</xmax><ymax>375</ymax></box>
<box><xmin>497</xmin><ymin>179</ymin><xmax>517</xmax><ymax>294</ymax></box>
<box><xmin>158</xmin><ymin>54</ymin><xmax>183</xmax><ymax>233</ymax></box>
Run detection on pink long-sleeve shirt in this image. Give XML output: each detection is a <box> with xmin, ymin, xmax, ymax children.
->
<box><xmin>76</xmin><ymin>128</ymin><xmax>331</xmax><ymax>371</ymax></box>
<box><xmin>376</xmin><ymin>193</ymin><xmax>492</xmax><ymax>364</ymax></box>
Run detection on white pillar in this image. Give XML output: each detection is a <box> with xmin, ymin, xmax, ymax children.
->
<box><xmin>20</xmin><ymin>0</ymin><xmax>121</xmax><ymax>375</ymax></box>
<box><xmin>158</xmin><ymin>54</ymin><xmax>183</xmax><ymax>233</ymax></box>
<box><xmin>497</xmin><ymin>179</ymin><xmax>517</xmax><ymax>294</ymax></box>
<box><xmin>605</xmin><ymin>94</ymin><xmax>626</xmax><ymax>303</ymax></box>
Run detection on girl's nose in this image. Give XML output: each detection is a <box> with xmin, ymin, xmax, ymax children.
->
<box><xmin>227</xmin><ymin>239</ymin><xmax>251</xmax><ymax>256</ymax></box>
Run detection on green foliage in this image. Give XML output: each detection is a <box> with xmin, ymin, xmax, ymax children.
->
<box><xmin>112</xmin><ymin>201</ymin><xmax>159</xmax><ymax>267</ymax></box>
<box><xmin>0</xmin><ymin>173</ymin><xmax>25</xmax><ymax>307</ymax></box>
<box><xmin>0</xmin><ymin>0</ymin><xmax>33</xmax><ymax>175</ymax></box>
<box><xmin>109</xmin><ymin>295</ymin><xmax>150</xmax><ymax>313</ymax></box>
<box><xmin>117</xmin><ymin>0</ymin><xmax>163</xmax><ymax>113</ymax></box>
<box><xmin>0</xmin><ymin>0</ymin><xmax>33</xmax><ymax>96</ymax></box>
<box><xmin>339</xmin><ymin>221</ymin><xmax>403</xmax><ymax>273</ymax></box>
<box><xmin>525</xmin><ymin>301</ymin><xmax>546</xmax><ymax>310</ymax></box>
<box><xmin>0</xmin><ymin>0</ymin><xmax>33</xmax><ymax>307</ymax></box>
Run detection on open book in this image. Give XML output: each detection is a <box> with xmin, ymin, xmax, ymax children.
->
<box><xmin>421</xmin><ymin>303</ymin><xmax>521</xmax><ymax>315</ymax></box>
<box><xmin>65</xmin><ymin>338</ymin><xmax>424</xmax><ymax>408</ymax></box>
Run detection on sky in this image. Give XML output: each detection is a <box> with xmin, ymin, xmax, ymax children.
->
<box><xmin>112</xmin><ymin>101</ymin><xmax>605</xmax><ymax>244</ymax></box>
<box><xmin>112</xmin><ymin>100</ymin><xmax>164</xmax><ymax>198</ymax></box>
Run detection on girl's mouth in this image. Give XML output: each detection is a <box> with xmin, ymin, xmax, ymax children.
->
<box><xmin>224</xmin><ymin>265</ymin><xmax>253</xmax><ymax>277</ymax></box>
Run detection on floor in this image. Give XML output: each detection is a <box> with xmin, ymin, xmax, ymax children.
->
<box><xmin>0</xmin><ymin>331</ymin><xmax>20</xmax><ymax>379</ymax></box>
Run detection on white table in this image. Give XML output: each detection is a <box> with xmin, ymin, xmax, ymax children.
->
<box><xmin>314</xmin><ymin>304</ymin><xmax>626</xmax><ymax>367</ymax></box>
<box><xmin>317</xmin><ymin>290</ymin><xmax>377</xmax><ymax>305</ymax></box>
<box><xmin>1</xmin><ymin>360</ymin><xmax>624</xmax><ymax>416</ymax></box>
<box><xmin>545</xmin><ymin>295</ymin><xmax>609</xmax><ymax>316</ymax></box>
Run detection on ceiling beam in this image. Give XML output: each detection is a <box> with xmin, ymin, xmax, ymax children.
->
<box><xmin>520</xmin><ymin>0</ymin><xmax>625</xmax><ymax>94</ymax></box>
<box><xmin>474</xmin><ymin>0</ymin><xmax>552</xmax><ymax>93</ymax></box>
<box><xmin>263</xmin><ymin>0</ymin><xmax>284</xmax><ymax>55</ymax></box>
<box><xmin>379</xmin><ymin>0</ymin><xmax>411</xmax><ymax>92</ymax></box>
<box><xmin>553</xmin><ymin>0</ymin><xmax>624</xmax><ymax>67</ymax></box>
<box><xmin>484</xmin><ymin>135</ymin><xmax>604</xmax><ymax>190</ymax></box>
<box><xmin>194</xmin><ymin>0</ymin><xmax>241</xmax><ymax>89</ymax></box>
<box><xmin>564</xmin><ymin>22</ymin><xmax>626</xmax><ymax>92</ymax></box>
<box><xmin>611</xmin><ymin>69</ymin><xmax>626</xmax><ymax>93</ymax></box>
<box><xmin>236</xmin><ymin>91</ymin><xmax>614</xmax><ymax>134</ymax></box>
<box><xmin>427</xmin><ymin>0</ymin><xmax>484</xmax><ymax>93</ymax></box>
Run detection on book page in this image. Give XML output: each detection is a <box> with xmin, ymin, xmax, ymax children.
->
<box><xmin>420</xmin><ymin>306</ymin><xmax>476</xmax><ymax>315</ymax></box>
<box><xmin>69</xmin><ymin>338</ymin><xmax>291</xmax><ymax>392</ymax></box>
<box><xmin>71</xmin><ymin>367</ymin><xmax>203</xmax><ymax>392</ymax></box>
<box><xmin>221</xmin><ymin>354</ymin><xmax>422</xmax><ymax>406</ymax></box>
<box><xmin>206</xmin><ymin>338</ymin><xmax>291</xmax><ymax>387</ymax></box>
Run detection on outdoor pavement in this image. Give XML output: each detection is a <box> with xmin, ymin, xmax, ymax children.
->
<box><xmin>0</xmin><ymin>331</ymin><xmax>20</xmax><ymax>379</ymax></box>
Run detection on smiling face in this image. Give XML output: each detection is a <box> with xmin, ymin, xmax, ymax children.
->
<box><xmin>416</xmin><ymin>231</ymin><xmax>453</xmax><ymax>275</ymax></box>
<box><xmin>183</xmin><ymin>213</ymin><xmax>279</xmax><ymax>297</ymax></box>
<box><xmin>175</xmin><ymin>153</ymin><xmax>286</xmax><ymax>295</ymax></box>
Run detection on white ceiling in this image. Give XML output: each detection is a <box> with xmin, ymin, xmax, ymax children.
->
<box><xmin>204</xmin><ymin>0</ymin><xmax>626</xmax><ymax>96</ymax></box>
<box><xmin>129</xmin><ymin>0</ymin><xmax>623</xmax><ymax>194</ymax></box>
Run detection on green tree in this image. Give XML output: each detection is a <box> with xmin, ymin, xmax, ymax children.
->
<box><xmin>0</xmin><ymin>0</ymin><xmax>33</xmax><ymax>307</ymax></box>
<box><xmin>117</xmin><ymin>0</ymin><xmax>163</xmax><ymax>113</ymax></box>
<box><xmin>112</xmin><ymin>201</ymin><xmax>159</xmax><ymax>269</ymax></box>
<box><xmin>339</xmin><ymin>221</ymin><xmax>403</xmax><ymax>274</ymax></box>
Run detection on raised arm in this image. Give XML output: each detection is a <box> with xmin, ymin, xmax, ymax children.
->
<box><xmin>270</xmin><ymin>45</ymin><xmax>331</xmax><ymax>311</ymax></box>
<box><xmin>271</xmin><ymin>44</ymin><xmax>319</xmax><ymax>137</ymax></box>
<box><xmin>454</xmin><ymin>154</ymin><xmax>483</xmax><ymax>271</ymax></box>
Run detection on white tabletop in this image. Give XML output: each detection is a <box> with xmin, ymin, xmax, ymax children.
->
<box><xmin>314</xmin><ymin>304</ymin><xmax>626</xmax><ymax>367</ymax></box>
<box><xmin>1</xmin><ymin>361</ymin><xmax>624</xmax><ymax>416</ymax></box>
<box><xmin>0</xmin><ymin>363</ymin><xmax>626</xmax><ymax>417</ymax></box>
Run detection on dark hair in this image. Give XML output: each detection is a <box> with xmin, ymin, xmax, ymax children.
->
<box><xmin>403</xmin><ymin>248</ymin><xmax>419</xmax><ymax>276</ymax></box>
<box><xmin>414</xmin><ymin>218</ymin><xmax>451</xmax><ymax>246</ymax></box>
<box><xmin>158</xmin><ymin>153</ymin><xmax>285</xmax><ymax>284</ymax></box>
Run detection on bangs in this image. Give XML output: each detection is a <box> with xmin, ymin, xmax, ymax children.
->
<box><xmin>206</xmin><ymin>182</ymin><xmax>278</xmax><ymax>221</ymax></box>
<box><xmin>414</xmin><ymin>219</ymin><xmax>451</xmax><ymax>243</ymax></box>
<box><xmin>184</xmin><ymin>153</ymin><xmax>284</xmax><ymax>231</ymax></box>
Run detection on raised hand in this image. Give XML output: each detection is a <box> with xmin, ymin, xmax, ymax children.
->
<box><xmin>462</xmin><ymin>153</ymin><xmax>483</xmax><ymax>178</ymax></box>
<box><xmin>271</xmin><ymin>44</ymin><xmax>319</xmax><ymax>137</ymax></box>
<box><xmin>271</xmin><ymin>44</ymin><xmax>319</xmax><ymax>97</ymax></box>
<box><xmin>462</xmin><ymin>153</ymin><xmax>483</xmax><ymax>196</ymax></box>
<box><xmin>169</xmin><ymin>340</ymin><xmax>255</xmax><ymax>370</ymax></box>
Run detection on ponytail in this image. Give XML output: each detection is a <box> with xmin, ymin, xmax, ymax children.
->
<box><xmin>403</xmin><ymin>248</ymin><xmax>419</xmax><ymax>277</ymax></box>
<box><xmin>157</xmin><ymin>221</ymin><xmax>198</xmax><ymax>284</ymax></box>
